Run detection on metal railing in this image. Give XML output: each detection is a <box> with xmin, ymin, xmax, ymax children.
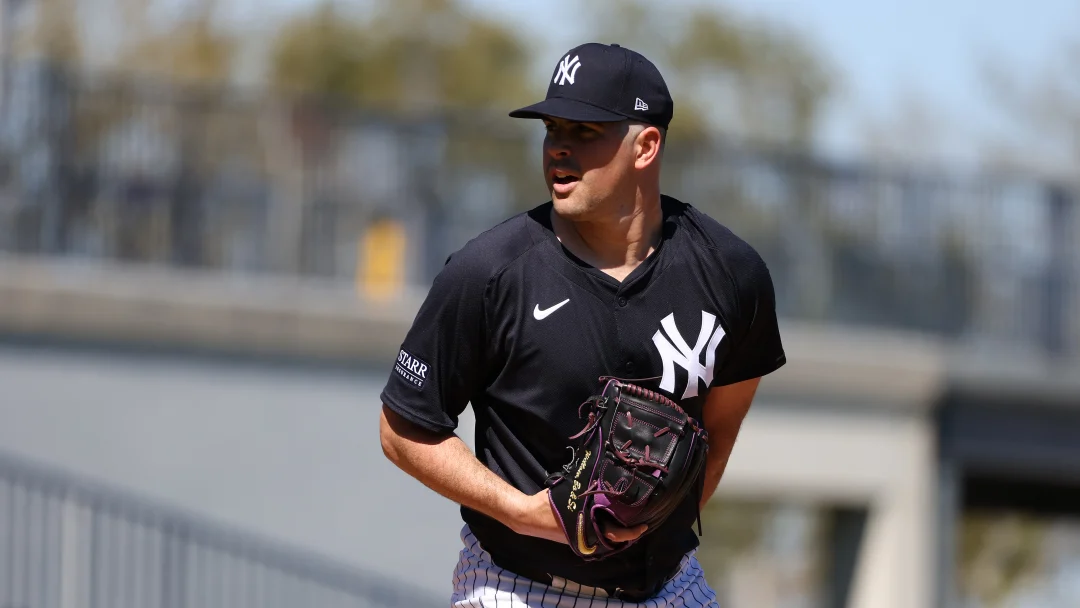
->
<box><xmin>0</xmin><ymin>449</ymin><xmax>441</xmax><ymax>608</ymax></box>
<box><xmin>0</xmin><ymin>59</ymin><xmax>1076</xmax><ymax>356</ymax></box>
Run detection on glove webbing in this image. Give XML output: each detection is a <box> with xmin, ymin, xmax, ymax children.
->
<box><xmin>618</xmin><ymin>381</ymin><xmax>707</xmax><ymax>537</ymax></box>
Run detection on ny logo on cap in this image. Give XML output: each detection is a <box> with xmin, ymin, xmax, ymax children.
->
<box><xmin>553</xmin><ymin>54</ymin><xmax>582</xmax><ymax>86</ymax></box>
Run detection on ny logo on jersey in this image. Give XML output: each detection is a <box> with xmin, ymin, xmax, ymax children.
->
<box><xmin>553</xmin><ymin>54</ymin><xmax>582</xmax><ymax>85</ymax></box>
<box><xmin>651</xmin><ymin>311</ymin><xmax>726</xmax><ymax>399</ymax></box>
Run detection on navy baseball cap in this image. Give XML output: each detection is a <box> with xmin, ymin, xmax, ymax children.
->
<box><xmin>510</xmin><ymin>43</ymin><xmax>674</xmax><ymax>129</ymax></box>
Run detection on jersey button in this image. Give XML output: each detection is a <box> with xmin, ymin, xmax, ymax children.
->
<box><xmin>626</xmin><ymin>360</ymin><xmax>635</xmax><ymax>372</ymax></box>
<box><xmin>617</xmin><ymin>297</ymin><xmax>628</xmax><ymax>307</ymax></box>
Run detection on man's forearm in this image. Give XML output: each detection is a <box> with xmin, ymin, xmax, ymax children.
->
<box><xmin>380</xmin><ymin>408</ymin><xmax>525</xmax><ymax>529</ymax></box>
<box><xmin>698</xmin><ymin>377</ymin><xmax>762</xmax><ymax>510</ymax></box>
<box><xmin>699</xmin><ymin>453</ymin><xmax>729</xmax><ymax>510</ymax></box>
<box><xmin>379</xmin><ymin>406</ymin><xmax>635</xmax><ymax>546</ymax></box>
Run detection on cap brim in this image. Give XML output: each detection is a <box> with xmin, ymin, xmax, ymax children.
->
<box><xmin>509</xmin><ymin>97</ymin><xmax>628</xmax><ymax>123</ymax></box>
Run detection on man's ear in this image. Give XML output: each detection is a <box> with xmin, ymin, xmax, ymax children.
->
<box><xmin>634</xmin><ymin>125</ymin><xmax>663</xmax><ymax>169</ymax></box>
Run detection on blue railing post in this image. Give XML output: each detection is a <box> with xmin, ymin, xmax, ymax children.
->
<box><xmin>1044</xmin><ymin>184</ymin><xmax>1073</xmax><ymax>356</ymax></box>
<box><xmin>161</xmin><ymin>522</ymin><xmax>189</xmax><ymax>608</ymax></box>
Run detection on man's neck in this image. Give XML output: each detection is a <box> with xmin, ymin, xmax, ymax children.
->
<box><xmin>552</xmin><ymin>195</ymin><xmax>664</xmax><ymax>282</ymax></box>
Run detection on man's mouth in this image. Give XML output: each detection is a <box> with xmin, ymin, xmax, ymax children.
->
<box><xmin>551</xmin><ymin>169</ymin><xmax>579</xmax><ymax>185</ymax></box>
<box><xmin>550</xmin><ymin>169</ymin><xmax>580</xmax><ymax>196</ymax></box>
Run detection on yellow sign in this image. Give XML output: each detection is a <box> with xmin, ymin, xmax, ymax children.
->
<box><xmin>358</xmin><ymin>219</ymin><xmax>406</xmax><ymax>301</ymax></box>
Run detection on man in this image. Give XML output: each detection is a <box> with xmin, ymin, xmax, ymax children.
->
<box><xmin>379</xmin><ymin>42</ymin><xmax>786</xmax><ymax>606</ymax></box>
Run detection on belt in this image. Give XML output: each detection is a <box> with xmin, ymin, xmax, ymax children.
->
<box><xmin>503</xmin><ymin>560</ymin><xmax>680</xmax><ymax>603</ymax></box>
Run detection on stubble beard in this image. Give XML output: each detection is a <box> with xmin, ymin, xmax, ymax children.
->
<box><xmin>551</xmin><ymin>190</ymin><xmax>602</xmax><ymax>222</ymax></box>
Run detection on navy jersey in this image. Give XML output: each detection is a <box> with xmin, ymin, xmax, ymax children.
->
<box><xmin>380</xmin><ymin>195</ymin><xmax>786</xmax><ymax>591</ymax></box>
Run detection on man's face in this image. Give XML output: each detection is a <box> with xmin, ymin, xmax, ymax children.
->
<box><xmin>542</xmin><ymin>116</ymin><xmax>637</xmax><ymax>219</ymax></box>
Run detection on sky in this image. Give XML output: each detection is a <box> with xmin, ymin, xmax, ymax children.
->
<box><xmin>453</xmin><ymin>0</ymin><xmax>1079</xmax><ymax>167</ymax></box>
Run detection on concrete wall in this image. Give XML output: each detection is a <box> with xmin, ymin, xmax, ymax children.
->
<box><xmin>0</xmin><ymin>255</ymin><xmax>419</xmax><ymax>365</ymax></box>
<box><xmin>724</xmin><ymin>401</ymin><xmax>935</xmax><ymax>608</ymax></box>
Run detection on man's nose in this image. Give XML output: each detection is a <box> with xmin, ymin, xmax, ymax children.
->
<box><xmin>546</xmin><ymin>137</ymin><xmax>571</xmax><ymax>158</ymax></box>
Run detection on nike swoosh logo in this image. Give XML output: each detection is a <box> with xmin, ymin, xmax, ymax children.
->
<box><xmin>533</xmin><ymin>298</ymin><xmax>570</xmax><ymax>320</ymax></box>
<box><xmin>577</xmin><ymin>512</ymin><xmax>598</xmax><ymax>555</ymax></box>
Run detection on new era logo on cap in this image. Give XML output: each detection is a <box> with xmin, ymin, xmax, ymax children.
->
<box><xmin>510</xmin><ymin>42</ymin><xmax>674</xmax><ymax>129</ymax></box>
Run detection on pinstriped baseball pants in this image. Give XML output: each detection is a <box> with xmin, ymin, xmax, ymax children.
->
<box><xmin>450</xmin><ymin>525</ymin><xmax>721</xmax><ymax>607</ymax></box>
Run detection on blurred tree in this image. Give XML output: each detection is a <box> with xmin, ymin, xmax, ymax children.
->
<box><xmin>267</xmin><ymin>3</ymin><xmax>368</xmax><ymax>105</ymax></box>
<box><xmin>267</xmin><ymin>0</ymin><xmax>545</xmax><ymax>229</ymax></box>
<box><xmin>15</xmin><ymin>0</ymin><xmax>81</xmax><ymax>63</ymax></box>
<box><xmin>855</xmin><ymin>84</ymin><xmax>959</xmax><ymax>167</ymax></box>
<box><xmin>958</xmin><ymin>512</ymin><xmax>1048</xmax><ymax>608</ymax></box>
<box><xmin>115</xmin><ymin>0</ymin><xmax>237</xmax><ymax>86</ymax></box>
<box><xmin>13</xmin><ymin>0</ymin><xmax>237</xmax><ymax>85</ymax></box>
<box><xmin>583</xmin><ymin>0</ymin><xmax>834</xmax><ymax>148</ymax></box>
<box><xmin>977</xmin><ymin>38</ymin><xmax>1080</xmax><ymax>184</ymax></box>
<box><xmin>269</xmin><ymin>0</ymin><xmax>538</xmax><ymax>113</ymax></box>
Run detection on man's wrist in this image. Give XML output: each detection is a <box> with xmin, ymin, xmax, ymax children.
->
<box><xmin>494</xmin><ymin>488</ymin><xmax>529</xmax><ymax>533</ymax></box>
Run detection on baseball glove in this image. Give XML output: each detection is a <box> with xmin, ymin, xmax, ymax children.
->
<box><xmin>546</xmin><ymin>377</ymin><xmax>710</xmax><ymax>561</ymax></box>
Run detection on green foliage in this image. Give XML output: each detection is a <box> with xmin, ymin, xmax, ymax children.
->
<box><xmin>269</xmin><ymin>3</ymin><xmax>369</xmax><ymax>103</ymax></box>
<box><xmin>267</xmin><ymin>0</ymin><xmax>832</xmax><ymax>146</ymax></box>
<box><xmin>16</xmin><ymin>0</ymin><xmax>82</xmax><ymax>63</ymax></box>
<box><xmin>120</xmin><ymin>15</ymin><xmax>237</xmax><ymax>85</ymax></box>
<box><xmin>583</xmin><ymin>0</ymin><xmax>834</xmax><ymax>147</ymax></box>
<box><xmin>17</xmin><ymin>0</ymin><xmax>240</xmax><ymax>85</ymax></box>
<box><xmin>269</xmin><ymin>0</ymin><xmax>539</xmax><ymax>112</ymax></box>
<box><xmin>959</xmin><ymin>511</ymin><xmax>1049</xmax><ymax>607</ymax></box>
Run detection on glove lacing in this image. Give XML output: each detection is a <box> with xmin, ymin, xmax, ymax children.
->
<box><xmin>566</xmin><ymin>383</ymin><xmax>707</xmax><ymax>538</ymax></box>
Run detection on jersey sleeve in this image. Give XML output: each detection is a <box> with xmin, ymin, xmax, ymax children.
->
<box><xmin>713</xmin><ymin>248</ymin><xmax>787</xmax><ymax>387</ymax></box>
<box><xmin>379</xmin><ymin>250</ymin><xmax>491</xmax><ymax>434</ymax></box>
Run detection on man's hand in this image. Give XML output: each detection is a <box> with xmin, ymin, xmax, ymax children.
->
<box><xmin>511</xmin><ymin>489</ymin><xmax>648</xmax><ymax>545</ymax></box>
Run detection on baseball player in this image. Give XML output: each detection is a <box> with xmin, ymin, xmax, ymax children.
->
<box><xmin>379</xmin><ymin>42</ymin><xmax>786</xmax><ymax>606</ymax></box>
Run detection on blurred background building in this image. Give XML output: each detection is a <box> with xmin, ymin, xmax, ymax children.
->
<box><xmin>0</xmin><ymin>0</ymin><xmax>1078</xmax><ymax>607</ymax></box>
